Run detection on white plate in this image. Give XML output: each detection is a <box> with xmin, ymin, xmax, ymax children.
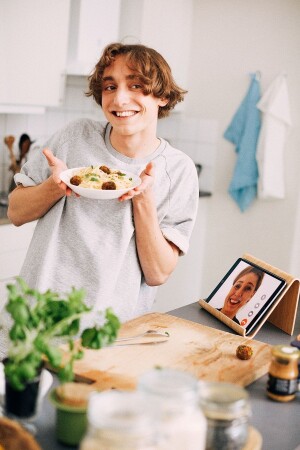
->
<box><xmin>0</xmin><ymin>362</ymin><xmax>53</xmax><ymax>407</ymax></box>
<box><xmin>60</xmin><ymin>167</ymin><xmax>141</xmax><ymax>200</ymax></box>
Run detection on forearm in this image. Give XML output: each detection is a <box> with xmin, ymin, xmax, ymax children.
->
<box><xmin>133</xmin><ymin>190</ymin><xmax>179</xmax><ymax>286</ymax></box>
<box><xmin>8</xmin><ymin>178</ymin><xmax>65</xmax><ymax>226</ymax></box>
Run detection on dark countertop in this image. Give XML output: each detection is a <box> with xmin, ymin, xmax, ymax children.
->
<box><xmin>34</xmin><ymin>302</ymin><xmax>300</xmax><ymax>450</ymax></box>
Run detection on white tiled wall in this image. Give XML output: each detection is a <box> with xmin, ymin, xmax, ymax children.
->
<box><xmin>0</xmin><ymin>76</ymin><xmax>217</xmax><ymax>194</ymax></box>
<box><xmin>157</xmin><ymin>115</ymin><xmax>218</xmax><ymax>193</ymax></box>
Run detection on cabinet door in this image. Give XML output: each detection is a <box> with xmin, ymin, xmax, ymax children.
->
<box><xmin>0</xmin><ymin>0</ymin><xmax>70</xmax><ymax>107</ymax></box>
<box><xmin>119</xmin><ymin>0</ymin><xmax>193</xmax><ymax>92</ymax></box>
<box><xmin>67</xmin><ymin>0</ymin><xmax>121</xmax><ymax>75</ymax></box>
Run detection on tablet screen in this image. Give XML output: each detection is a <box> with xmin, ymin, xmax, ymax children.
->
<box><xmin>205</xmin><ymin>258</ymin><xmax>286</xmax><ymax>335</ymax></box>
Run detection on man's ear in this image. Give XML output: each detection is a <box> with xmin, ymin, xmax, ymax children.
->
<box><xmin>158</xmin><ymin>98</ymin><xmax>169</xmax><ymax>107</ymax></box>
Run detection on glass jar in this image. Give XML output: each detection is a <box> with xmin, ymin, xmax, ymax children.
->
<box><xmin>80</xmin><ymin>391</ymin><xmax>159</xmax><ymax>450</ymax></box>
<box><xmin>198</xmin><ymin>381</ymin><xmax>251</xmax><ymax>450</ymax></box>
<box><xmin>138</xmin><ymin>368</ymin><xmax>207</xmax><ymax>450</ymax></box>
<box><xmin>267</xmin><ymin>344</ymin><xmax>300</xmax><ymax>402</ymax></box>
<box><xmin>290</xmin><ymin>338</ymin><xmax>300</xmax><ymax>391</ymax></box>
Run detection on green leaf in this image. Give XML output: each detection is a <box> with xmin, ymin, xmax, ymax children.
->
<box><xmin>58</xmin><ymin>361</ymin><xmax>75</xmax><ymax>383</ymax></box>
<box><xmin>9</xmin><ymin>323</ymin><xmax>26</xmax><ymax>341</ymax></box>
<box><xmin>81</xmin><ymin>328</ymin><xmax>97</xmax><ymax>348</ymax></box>
<box><xmin>44</xmin><ymin>346</ymin><xmax>62</xmax><ymax>368</ymax></box>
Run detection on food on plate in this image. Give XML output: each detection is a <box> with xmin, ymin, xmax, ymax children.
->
<box><xmin>102</xmin><ymin>181</ymin><xmax>116</xmax><ymax>190</ymax></box>
<box><xmin>99</xmin><ymin>165</ymin><xmax>111</xmax><ymax>174</ymax></box>
<box><xmin>236</xmin><ymin>344</ymin><xmax>253</xmax><ymax>360</ymax></box>
<box><xmin>55</xmin><ymin>382</ymin><xmax>97</xmax><ymax>407</ymax></box>
<box><xmin>69</xmin><ymin>165</ymin><xmax>134</xmax><ymax>190</ymax></box>
<box><xmin>0</xmin><ymin>416</ymin><xmax>41</xmax><ymax>450</ymax></box>
<box><xmin>70</xmin><ymin>175</ymin><xmax>82</xmax><ymax>186</ymax></box>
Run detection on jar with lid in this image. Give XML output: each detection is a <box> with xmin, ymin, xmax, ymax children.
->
<box><xmin>267</xmin><ymin>344</ymin><xmax>300</xmax><ymax>402</ymax></box>
<box><xmin>198</xmin><ymin>381</ymin><xmax>251</xmax><ymax>450</ymax></box>
<box><xmin>138</xmin><ymin>368</ymin><xmax>207</xmax><ymax>450</ymax></box>
<box><xmin>290</xmin><ymin>337</ymin><xmax>300</xmax><ymax>391</ymax></box>
<box><xmin>80</xmin><ymin>390</ymin><xmax>159</xmax><ymax>450</ymax></box>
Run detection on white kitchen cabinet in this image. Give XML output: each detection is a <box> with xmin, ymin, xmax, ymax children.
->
<box><xmin>119</xmin><ymin>0</ymin><xmax>194</xmax><ymax>93</ymax></box>
<box><xmin>67</xmin><ymin>0</ymin><xmax>121</xmax><ymax>75</ymax></box>
<box><xmin>0</xmin><ymin>0</ymin><xmax>70</xmax><ymax>109</ymax></box>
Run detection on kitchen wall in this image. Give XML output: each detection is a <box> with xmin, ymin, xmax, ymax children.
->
<box><xmin>185</xmin><ymin>0</ymin><xmax>300</xmax><ymax>297</ymax></box>
<box><xmin>1</xmin><ymin>0</ymin><xmax>300</xmax><ymax>311</ymax></box>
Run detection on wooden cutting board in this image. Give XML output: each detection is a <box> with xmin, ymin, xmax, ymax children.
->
<box><xmin>72</xmin><ymin>312</ymin><xmax>272</xmax><ymax>390</ymax></box>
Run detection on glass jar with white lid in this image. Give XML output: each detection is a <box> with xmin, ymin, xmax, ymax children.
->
<box><xmin>138</xmin><ymin>368</ymin><xmax>207</xmax><ymax>450</ymax></box>
<box><xmin>80</xmin><ymin>390</ymin><xmax>159</xmax><ymax>450</ymax></box>
<box><xmin>198</xmin><ymin>381</ymin><xmax>251</xmax><ymax>450</ymax></box>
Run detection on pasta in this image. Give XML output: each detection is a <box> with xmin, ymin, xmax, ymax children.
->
<box><xmin>70</xmin><ymin>165</ymin><xmax>134</xmax><ymax>190</ymax></box>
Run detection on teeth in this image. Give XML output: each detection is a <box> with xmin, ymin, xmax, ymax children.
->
<box><xmin>115</xmin><ymin>111</ymin><xmax>136</xmax><ymax>117</ymax></box>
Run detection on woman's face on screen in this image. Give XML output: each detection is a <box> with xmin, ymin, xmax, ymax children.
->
<box><xmin>222</xmin><ymin>272</ymin><xmax>258</xmax><ymax>317</ymax></box>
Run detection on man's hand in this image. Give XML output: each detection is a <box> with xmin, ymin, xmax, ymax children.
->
<box><xmin>43</xmin><ymin>148</ymin><xmax>73</xmax><ymax>196</ymax></box>
<box><xmin>118</xmin><ymin>162</ymin><xmax>155</xmax><ymax>202</ymax></box>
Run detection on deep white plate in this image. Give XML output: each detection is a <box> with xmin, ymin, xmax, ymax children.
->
<box><xmin>60</xmin><ymin>167</ymin><xmax>141</xmax><ymax>200</ymax></box>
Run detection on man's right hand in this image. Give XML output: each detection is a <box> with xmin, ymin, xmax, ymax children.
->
<box><xmin>43</xmin><ymin>148</ymin><xmax>73</xmax><ymax>196</ymax></box>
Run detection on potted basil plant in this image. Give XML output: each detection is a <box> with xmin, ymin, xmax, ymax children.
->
<box><xmin>3</xmin><ymin>277</ymin><xmax>120</xmax><ymax>419</ymax></box>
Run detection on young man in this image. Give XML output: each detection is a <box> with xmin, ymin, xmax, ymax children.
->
<box><xmin>8</xmin><ymin>43</ymin><xmax>199</xmax><ymax>323</ymax></box>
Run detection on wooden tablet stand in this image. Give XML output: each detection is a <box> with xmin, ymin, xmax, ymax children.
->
<box><xmin>199</xmin><ymin>253</ymin><xmax>300</xmax><ymax>339</ymax></box>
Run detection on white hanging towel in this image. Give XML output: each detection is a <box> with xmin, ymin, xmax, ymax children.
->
<box><xmin>256</xmin><ymin>73</ymin><xmax>292</xmax><ymax>199</ymax></box>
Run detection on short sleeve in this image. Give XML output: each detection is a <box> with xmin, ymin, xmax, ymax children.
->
<box><xmin>160</xmin><ymin>158</ymin><xmax>199</xmax><ymax>255</ymax></box>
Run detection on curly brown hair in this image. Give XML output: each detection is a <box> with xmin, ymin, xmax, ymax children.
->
<box><xmin>86</xmin><ymin>43</ymin><xmax>187</xmax><ymax>119</ymax></box>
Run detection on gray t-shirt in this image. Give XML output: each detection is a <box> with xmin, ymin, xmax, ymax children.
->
<box><xmin>15</xmin><ymin>119</ymin><xmax>199</xmax><ymax>322</ymax></box>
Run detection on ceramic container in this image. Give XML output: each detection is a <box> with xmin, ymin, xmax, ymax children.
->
<box><xmin>49</xmin><ymin>389</ymin><xmax>88</xmax><ymax>446</ymax></box>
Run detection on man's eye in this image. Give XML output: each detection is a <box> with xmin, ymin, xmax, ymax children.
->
<box><xmin>104</xmin><ymin>85</ymin><xmax>116</xmax><ymax>91</ymax></box>
<box><xmin>131</xmin><ymin>84</ymin><xmax>142</xmax><ymax>89</ymax></box>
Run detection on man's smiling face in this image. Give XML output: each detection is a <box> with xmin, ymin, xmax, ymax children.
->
<box><xmin>101</xmin><ymin>55</ymin><xmax>167</xmax><ymax>139</ymax></box>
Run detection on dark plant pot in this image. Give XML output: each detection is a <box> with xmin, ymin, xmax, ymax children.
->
<box><xmin>4</xmin><ymin>359</ymin><xmax>42</xmax><ymax>419</ymax></box>
<box><xmin>5</xmin><ymin>377</ymin><xmax>41</xmax><ymax>418</ymax></box>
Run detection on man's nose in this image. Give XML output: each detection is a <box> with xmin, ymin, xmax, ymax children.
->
<box><xmin>113</xmin><ymin>87</ymin><xmax>130</xmax><ymax>106</ymax></box>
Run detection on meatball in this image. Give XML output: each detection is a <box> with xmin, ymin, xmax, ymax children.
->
<box><xmin>70</xmin><ymin>175</ymin><xmax>82</xmax><ymax>186</ymax></box>
<box><xmin>99</xmin><ymin>165</ymin><xmax>111</xmax><ymax>174</ymax></box>
<box><xmin>236</xmin><ymin>344</ymin><xmax>253</xmax><ymax>360</ymax></box>
<box><xmin>102</xmin><ymin>181</ymin><xmax>116</xmax><ymax>190</ymax></box>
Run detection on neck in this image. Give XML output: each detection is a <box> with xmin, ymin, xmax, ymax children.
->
<box><xmin>110</xmin><ymin>129</ymin><xmax>160</xmax><ymax>159</ymax></box>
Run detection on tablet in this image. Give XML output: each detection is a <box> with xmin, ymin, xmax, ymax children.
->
<box><xmin>205</xmin><ymin>258</ymin><xmax>287</xmax><ymax>335</ymax></box>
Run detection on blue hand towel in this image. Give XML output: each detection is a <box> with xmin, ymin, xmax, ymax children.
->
<box><xmin>224</xmin><ymin>74</ymin><xmax>261</xmax><ymax>212</ymax></box>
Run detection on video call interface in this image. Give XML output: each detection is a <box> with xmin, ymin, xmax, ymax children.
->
<box><xmin>206</xmin><ymin>259</ymin><xmax>286</xmax><ymax>330</ymax></box>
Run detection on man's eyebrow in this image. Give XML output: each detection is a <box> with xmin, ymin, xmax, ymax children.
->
<box><xmin>102</xmin><ymin>74</ymin><xmax>138</xmax><ymax>82</ymax></box>
<box><xmin>102</xmin><ymin>76</ymin><xmax>114</xmax><ymax>82</ymax></box>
